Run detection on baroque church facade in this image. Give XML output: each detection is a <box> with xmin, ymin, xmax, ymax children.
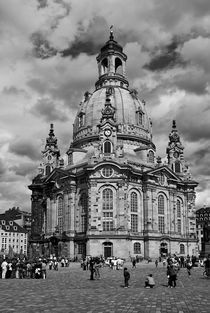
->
<box><xmin>29</xmin><ymin>31</ymin><xmax>198</xmax><ymax>260</ymax></box>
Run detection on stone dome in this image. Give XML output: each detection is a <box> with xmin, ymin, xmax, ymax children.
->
<box><xmin>73</xmin><ymin>86</ymin><xmax>152</xmax><ymax>143</ymax></box>
<box><xmin>71</xmin><ymin>31</ymin><xmax>155</xmax><ymax>152</ymax></box>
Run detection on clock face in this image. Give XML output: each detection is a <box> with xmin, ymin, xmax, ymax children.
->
<box><xmin>104</xmin><ymin>129</ymin><xmax>111</xmax><ymax>137</ymax></box>
<box><xmin>173</xmin><ymin>152</ymin><xmax>179</xmax><ymax>158</ymax></box>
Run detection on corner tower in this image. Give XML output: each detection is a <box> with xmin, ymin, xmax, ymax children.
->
<box><xmin>166</xmin><ymin>120</ymin><xmax>190</xmax><ymax>177</ymax></box>
<box><xmin>40</xmin><ymin>124</ymin><xmax>61</xmax><ymax>176</ymax></box>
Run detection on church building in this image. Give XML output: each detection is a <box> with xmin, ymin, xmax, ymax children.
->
<box><xmin>29</xmin><ymin>31</ymin><xmax>198</xmax><ymax>260</ymax></box>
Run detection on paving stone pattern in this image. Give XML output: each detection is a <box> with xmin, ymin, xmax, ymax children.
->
<box><xmin>0</xmin><ymin>262</ymin><xmax>209</xmax><ymax>313</ymax></box>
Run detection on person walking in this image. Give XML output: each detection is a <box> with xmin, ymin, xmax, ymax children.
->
<box><xmin>155</xmin><ymin>259</ymin><xmax>158</xmax><ymax>268</ymax></box>
<box><xmin>186</xmin><ymin>260</ymin><xmax>192</xmax><ymax>276</ymax></box>
<box><xmin>123</xmin><ymin>267</ymin><xmax>130</xmax><ymax>288</ymax></box>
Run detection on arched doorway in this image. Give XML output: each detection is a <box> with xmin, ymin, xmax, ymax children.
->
<box><xmin>160</xmin><ymin>242</ymin><xmax>168</xmax><ymax>257</ymax></box>
<box><xmin>103</xmin><ymin>241</ymin><xmax>113</xmax><ymax>258</ymax></box>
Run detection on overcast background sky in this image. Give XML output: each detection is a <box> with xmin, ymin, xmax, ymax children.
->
<box><xmin>0</xmin><ymin>0</ymin><xmax>210</xmax><ymax>212</ymax></box>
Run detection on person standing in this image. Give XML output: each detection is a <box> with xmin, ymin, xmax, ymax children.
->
<box><xmin>186</xmin><ymin>260</ymin><xmax>192</xmax><ymax>276</ymax></box>
<box><xmin>94</xmin><ymin>258</ymin><xmax>101</xmax><ymax>280</ymax></box>
<box><xmin>123</xmin><ymin>267</ymin><xmax>130</xmax><ymax>288</ymax></box>
<box><xmin>89</xmin><ymin>257</ymin><xmax>95</xmax><ymax>280</ymax></box>
<box><xmin>41</xmin><ymin>259</ymin><xmax>47</xmax><ymax>279</ymax></box>
<box><xmin>6</xmin><ymin>260</ymin><xmax>12</xmax><ymax>279</ymax></box>
<box><xmin>1</xmin><ymin>259</ymin><xmax>8</xmax><ymax>279</ymax></box>
<box><xmin>167</xmin><ymin>262</ymin><xmax>177</xmax><ymax>288</ymax></box>
<box><xmin>155</xmin><ymin>260</ymin><xmax>158</xmax><ymax>268</ymax></box>
<box><xmin>204</xmin><ymin>254</ymin><xmax>210</xmax><ymax>277</ymax></box>
<box><xmin>132</xmin><ymin>258</ymin><xmax>136</xmax><ymax>268</ymax></box>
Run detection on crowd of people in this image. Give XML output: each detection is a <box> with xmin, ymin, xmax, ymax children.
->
<box><xmin>0</xmin><ymin>256</ymin><xmax>71</xmax><ymax>279</ymax></box>
<box><xmin>0</xmin><ymin>258</ymin><xmax>48</xmax><ymax>279</ymax></box>
<box><xmin>1</xmin><ymin>253</ymin><xmax>209</xmax><ymax>286</ymax></box>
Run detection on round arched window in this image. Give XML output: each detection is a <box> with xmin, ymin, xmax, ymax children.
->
<box><xmin>102</xmin><ymin>166</ymin><xmax>113</xmax><ymax>178</ymax></box>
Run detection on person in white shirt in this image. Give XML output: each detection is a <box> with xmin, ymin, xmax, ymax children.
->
<box><xmin>1</xmin><ymin>259</ymin><xmax>8</xmax><ymax>279</ymax></box>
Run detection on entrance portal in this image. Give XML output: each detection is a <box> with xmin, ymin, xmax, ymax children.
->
<box><xmin>160</xmin><ymin>242</ymin><xmax>168</xmax><ymax>256</ymax></box>
<box><xmin>103</xmin><ymin>241</ymin><xmax>113</xmax><ymax>259</ymax></box>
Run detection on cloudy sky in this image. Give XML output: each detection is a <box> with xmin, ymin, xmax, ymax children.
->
<box><xmin>0</xmin><ymin>0</ymin><xmax>210</xmax><ymax>212</ymax></box>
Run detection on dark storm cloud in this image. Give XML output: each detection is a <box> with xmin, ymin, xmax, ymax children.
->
<box><xmin>27</xmin><ymin>78</ymin><xmax>47</xmax><ymax>95</ymax></box>
<box><xmin>10</xmin><ymin>163</ymin><xmax>37</xmax><ymax>177</ymax></box>
<box><xmin>175</xmin><ymin>108</ymin><xmax>210</xmax><ymax>142</ymax></box>
<box><xmin>0</xmin><ymin>158</ymin><xmax>6</xmax><ymax>176</ymax></box>
<box><xmin>31</xmin><ymin>32</ymin><xmax>57</xmax><ymax>59</ymax></box>
<box><xmin>37</xmin><ymin>0</ymin><xmax>48</xmax><ymax>9</ymax></box>
<box><xmin>9</xmin><ymin>139</ymin><xmax>40</xmax><ymax>161</ymax></box>
<box><xmin>190</xmin><ymin>147</ymin><xmax>210</xmax><ymax>190</ymax></box>
<box><xmin>30</xmin><ymin>97</ymin><xmax>69</xmax><ymax>122</ymax></box>
<box><xmin>144</xmin><ymin>39</ymin><xmax>186</xmax><ymax>71</ymax></box>
<box><xmin>2</xmin><ymin>86</ymin><xmax>26</xmax><ymax>95</ymax></box>
<box><xmin>61</xmin><ymin>16</ymin><xmax>108</xmax><ymax>58</ymax></box>
<box><xmin>61</xmin><ymin>17</ymin><xmax>142</xmax><ymax>59</ymax></box>
<box><xmin>173</xmin><ymin>72</ymin><xmax>208</xmax><ymax>95</ymax></box>
<box><xmin>196</xmin><ymin>179</ymin><xmax>210</xmax><ymax>192</ymax></box>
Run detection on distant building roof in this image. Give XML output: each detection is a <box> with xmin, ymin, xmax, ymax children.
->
<box><xmin>0</xmin><ymin>216</ymin><xmax>28</xmax><ymax>234</ymax></box>
<box><xmin>196</xmin><ymin>207</ymin><xmax>210</xmax><ymax>225</ymax></box>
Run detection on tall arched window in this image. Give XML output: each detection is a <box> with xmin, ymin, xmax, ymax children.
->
<box><xmin>130</xmin><ymin>191</ymin><xmax>138</xmax><ymax>233</ymax></box>
<box><xmin>102</xmin><ymin>188</ymin><xmax>113</xmax><ymax>231</ymax></box>
<box><xmin>158</xmin><ymin>195</ymin><xmax>164</xmax><ymax>214</ymax></box>
<box><xmin>134</xmin><ymin>242</ymin><xmax>141</xmax><ymax>254</ymax></box>
<box><xmin>177</xmin><ymin>200</ymin><xmax>181</xmax><ymax>218</ymax></box>
<box><xmin>101</xmin><ymin>58</ymin><xmax>108</xmax><ymax>74</ymax></box>
<box><xmin>174</xmin><ymin>161</ymin><xmax>181</xmax><ymax>173</ymax></box>
<box><xmin>177</xmin><ymin>199</ymin><xmax>181</xmax><ymax>234</ymax></box>
<box><xmin>103</xmin><ymin>189</ymin><xmax>113</xmax><ymax>210</ymax></box>
<box><xmin>46</xmin><ymin>165</ymin><xmax>51</xmax><ymax>176</ymax></box>
<box><xmin>180</xmin><ymin>244</ymin><xmax>185</xmax><ymax>254</ymax></box>
<box><xmin>57</xmin><ymin>197</ymin><xmax>63</xmax><ymax>234</ymax></box>
<box><xmin>115</xmin><ymin>57</ymin><xmax>123</xmax><ymax>75</ymax></box>
<box><xmin>80</xmin><ymin>193</ymin><xmax>88</xmax><ymax>232</ymax></box>
<box><xmin>148</xmin><ymin>150</ymin><xmax>154</xmax><ymax>163</ymax></box>
<box><xmin>158</xmin><ymin>195</ymin><xmax>165</xmax><ymax>233</ymax></box>
<box><xmin>138</xmin><ymin>112</ymin><xmax>143</xmax><ymax>125</ymax></box>
<box><xmin>131</xmin><ymin>192</ymin><xmax>138</xmax><ymax>212</ymax></box>
<box><xmin>103</xmin><ymin>141</ymin><xmax>112</xmax><ymax>154</ymax></box>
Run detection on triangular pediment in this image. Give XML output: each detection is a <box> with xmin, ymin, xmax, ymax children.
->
<box><xmin>44</xmin><ymin>168</ymin><xmax>68</xmax><ymax>184</ymax></box>
<box><xmin>145</xmin><ymin>165</ymin><xmax>181</xmax><ymax>182</ymax></box>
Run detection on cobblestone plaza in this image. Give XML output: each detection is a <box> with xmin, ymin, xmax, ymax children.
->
<box><xmin>0</xmin><ymin>262</ymin><xmax>209</xmax><ymax>313</ymax></box>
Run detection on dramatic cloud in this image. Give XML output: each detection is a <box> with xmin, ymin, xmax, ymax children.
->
<box><xmin>30</xmin><ymin>97</ymin><xmax>69</xmax><ymax>122</ymax></box>
<box><xmin>8</xmin><ymin>139</ymin><xmax>41</xmax><ymax>161</ymax></box>
<box><xmin>0</xmin><ymin>0</ymin><xmax>210</xmax><ymax>211</ymax></box>
<box><xmin>144</xmin><ymin>38</ymin><xmax>186</xmax><ymax>71</ymax></box>
<box><xmin>10</xmin><ymin>162</ymin><xmax>37</xmax><ymax>178</ymax></box>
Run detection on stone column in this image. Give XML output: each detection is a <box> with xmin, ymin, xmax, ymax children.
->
<box><xmin>51</xmin><ymin>196</ymin><xmax>57</xmax><ymax>233</ymax></box>
<box><xmin>69</xmin><ymin>182</ymin><xmax>76</xmax><ymax>234</ymax></box>
<box><xmin>63</xmin><ymin>192</ymin><xmax>69</xmax><ymax>232</ymax></box>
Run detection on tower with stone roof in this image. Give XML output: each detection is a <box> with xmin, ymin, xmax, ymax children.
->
<box><xmin>39</xmin><ymin>123</ymin><xmax>61</xmax><ymax>176</ymax></box>
<box><xmin>166</xmin><ymin>120</ymin><xmax>191</xmax><ymax>179</ymax></box>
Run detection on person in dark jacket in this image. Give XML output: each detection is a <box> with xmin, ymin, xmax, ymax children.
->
<box><xmin>123</xmin><ymin>267</ymin><xmax>130</xmax><ymax>288</ymax></box>
<box><xmin>167</xmin><ymin>262</ymin><xmax>177</xmax><ymax>288</ymax></box>
<box><xmin>89</xmin><ymin>257</ymin><xmax>95</xmax><ymax>280</ymax></box>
